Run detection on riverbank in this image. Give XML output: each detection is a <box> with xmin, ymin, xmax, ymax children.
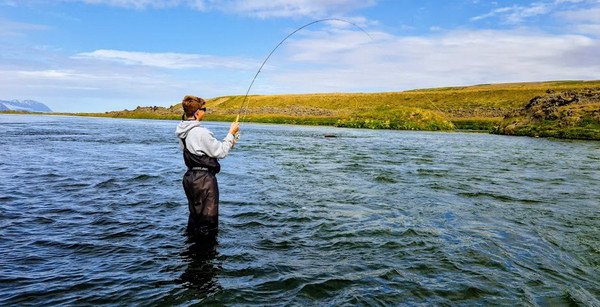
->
<box><xmin>4</xmin><ymin>80</ymin><xmax>599</xmax><ymax>139</ymax></box>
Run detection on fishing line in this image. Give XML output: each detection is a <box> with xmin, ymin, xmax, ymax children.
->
<box><xmin>236</xmin><ymin>18</ymin><xmax>373</xmax><ymax>124</ymax></box>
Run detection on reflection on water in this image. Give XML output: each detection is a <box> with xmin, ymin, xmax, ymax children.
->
<box><xmin>178</xmin><ymin>237</ymin><xmax>221</xmax><ymax>298</ymax></box>
<box><xmin>1</xmin><ymin>114</ymin><xmax>599</xmax><ymax>305</ymax></box>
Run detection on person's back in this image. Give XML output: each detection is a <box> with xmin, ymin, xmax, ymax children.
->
<box><xmin>175</xmin><ymin>95</ymin><xmax>239</xmax><ymax>241</ymax></box>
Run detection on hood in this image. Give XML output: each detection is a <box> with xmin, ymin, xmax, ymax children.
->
<box><xmin>175</xmin><ymin>120</ymin><xmax>201</xmax><ymax>139</ymax></box>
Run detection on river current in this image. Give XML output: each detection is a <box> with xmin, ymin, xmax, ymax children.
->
<box><xmin>1</xmin><ymin>114</ymin><xmax>599</xmax><ymax>305</ymax></box>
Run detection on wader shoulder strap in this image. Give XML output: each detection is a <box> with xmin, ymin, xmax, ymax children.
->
<box><xmin>180</xmin><ymin>129</ymin><xmax>208</xmax><ymax>156</ymax></box>
<box><xmin>180</xmin><ymin>125</ymin><xmax>221</xmax><ymax>174</ymax></box>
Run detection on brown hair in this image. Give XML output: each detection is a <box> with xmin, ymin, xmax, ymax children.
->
<box><xmin>181</xmin><ymin>95</ymin><xmax>206</xmax><ymax>119</ymax></box>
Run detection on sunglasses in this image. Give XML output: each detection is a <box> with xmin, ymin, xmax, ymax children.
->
<box><xmin>197</xmin><ymin>107</ymin><xmax>207</xmax><ymax>112</ymax></box>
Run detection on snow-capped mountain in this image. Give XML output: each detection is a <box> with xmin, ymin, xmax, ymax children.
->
<box><xmin>0</xmin><ymin>99</ymin><xmax>52</xmax><ymax>112</ymax></box>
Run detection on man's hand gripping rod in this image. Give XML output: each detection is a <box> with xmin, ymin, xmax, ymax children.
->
<box><xmin>234</xmin><ymin>114</ymin><xmax>241</xmax><ymax>141</ymax></box>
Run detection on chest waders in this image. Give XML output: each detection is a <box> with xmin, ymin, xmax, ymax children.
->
<box><xmin>180</xmin><ymin>134</ymin><xmax>221</xmax><ymax>241</ymax></box>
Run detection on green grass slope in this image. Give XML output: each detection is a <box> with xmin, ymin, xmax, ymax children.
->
<box><xmin>195</xmin><ymin>80</ymin><xmax>600</xmax><ymax>134</ymax></box>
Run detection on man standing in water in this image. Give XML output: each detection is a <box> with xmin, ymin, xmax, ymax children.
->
<box><xmin>175</xmin><ymin>95</ymin><xmax>239</xmax><ymax>241</ymax></box>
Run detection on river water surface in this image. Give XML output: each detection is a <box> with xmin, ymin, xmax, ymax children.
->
<box><xmin>1</xmin><ymin>114</ymin><xmax>599</xmax><ymax>305</ymax></box>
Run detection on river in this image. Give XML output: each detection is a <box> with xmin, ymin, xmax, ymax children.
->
<box><xmin>1</xmin><ymin>114</ymin><xmax>599</xmax><ymax>305</ymax></box>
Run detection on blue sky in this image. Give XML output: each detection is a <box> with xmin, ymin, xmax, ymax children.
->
<box><xmin>1</xmin><ymin>0</ymin><xmax>599</xmax><ymax>112</ymax></box>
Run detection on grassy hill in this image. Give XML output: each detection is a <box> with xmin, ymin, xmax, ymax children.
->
<box><xmin>201</xmin><ymin>81</ymin><xmax>600</xmax><ymax>131</ymax></box>
<box><xmin>5</xmin><ymin>80</ymin><xmax>600</xmax><ymax>139</ymax></box>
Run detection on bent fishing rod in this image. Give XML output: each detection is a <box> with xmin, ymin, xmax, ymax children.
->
<box><xmin>231</xmin><ymin>18</ymin><xmax>444</xmax><ymax>136</ymax></box>
<box><xmin>233</xmin><ymin>18</ymin><xmax>373</xmax><ymax>133</ymax></box>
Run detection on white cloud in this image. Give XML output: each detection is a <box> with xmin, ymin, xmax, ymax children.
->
<box><xmin>471</xmin><ymin>2</ymin><xmax>553</xmax><ymax>24</ymax></box>
<box><xmin>248</xmin><ymin>28</ymin><xmax>600</xmax><ymax>94</ymax></box>
<box><xmin>0</xmin><ymin>65</ymin><xmax>212</xmax><ymax>112</ymax></box>
<box><xmin>3</xmin><ymin>26</ymin><xmax>599</xmax><ymax>112</ymax></box>
<box><xmin>471</xmin><ymin>0</ymin><xmax>599</xmax><ymax>24</ymax></box>
<box><xmin>320</xmin><ymin>16</ymin><xmax>374</xmax><ymax>29</ymax></box>
<box><xmin>0</xmin><ymin>19</ymin><xmax>49</xmax><ymax>36</ymax></box>
<box><xmin>64</xmin><ymin>0</ymin><xmax>376</xmax><ymax>17</ymax></box>
<box><xmin>72</xmin><ymin>49</ymin><xmax>254</xmax><ymax>69</ymax></box>
<box><xmin>0</xmin><ymin>48</ymin><xmax>254</xmax><ymax>112</ymax></box>
<box><xmin>3</xmin><ymin>4</ymin><xmax>600</xmax><ymax>112</ymax></box>
<box><xmin>73</xmin><ymin>0</ymin><xmax>189</xmax><ymax>9</ymax></box>
<box><xmin>558</xmin><ymin>6</ymin><xmax>600</xmax><ymax>22</ymax></box>
<box><xmin>554</xmin><ymin>3</ymin><xmax>600</xmax><ymax>35</ymax></box>
<box><xmin>572</xmin><ymin>23</ymin><xmax>600</xmax><ymax>34</ymax></box>
<box><xmin>211</xmin><ymin>0</ymin><xmax>376</xmax><ymax>18</ymax></box>
<box><xmin>470</xmin><ymin>1</ymin><xmax>600</xmax><ymax>37</ymax></box>
<box><xmin>16</xmin><ymin>69</ymin><xmax>83</xmax><ymax>79</ymax></box>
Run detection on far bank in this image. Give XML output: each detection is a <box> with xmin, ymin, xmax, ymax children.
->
<box><xmin>4</xmin><ymin>80</ymin><xmax>599</xmax><ymax>140</ymax></box>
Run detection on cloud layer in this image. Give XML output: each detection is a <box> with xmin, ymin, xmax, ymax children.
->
<box><xmin>3</xmin><ymin>23</ymin><xmax>599</xmax><ymax>111</ymax></box>
<box><xmin>69</xmin><ymin>0</ymin><xmax>376</xmax><ymax>17</ymax></box>
<box><xmin>2</xmin><ymin>1</ymin><xmax>600</xmax><ymax>112</ymax></box>
<box><xmin>251</xmin><ymin>27</ymin><xmax>599</xmax><ymax>94</ymax></box>
<box><xmin>73</xmin><ymin>50</ymin><xmax>254</xmax><ymax>69</ymax></box>
<box><xmin>0</xmin><ymin>19</ymin><xmax>49</xmax><ymax>36</ymax></box>
<box><xmin>471</xmin><ymin>0</ymin><xmax>600</xmax><ymax>25</ymax></box>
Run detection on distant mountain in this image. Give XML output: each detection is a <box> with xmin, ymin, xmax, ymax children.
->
<box><xmin>0</xmin><ymin>99</ymin><xmax>52</xmax><ymax>112</ymax></box>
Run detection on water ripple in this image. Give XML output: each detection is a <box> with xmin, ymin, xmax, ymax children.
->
<box><xmin>1</xmin><ymin>114</ymin><xmax>599</xmax><ymax>305</ymax></box>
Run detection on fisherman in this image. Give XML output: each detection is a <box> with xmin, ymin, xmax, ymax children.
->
<box><xmin>175</xmin><ymin>95</ymin><xmax>239</xmax><ymax>241</ymax></box>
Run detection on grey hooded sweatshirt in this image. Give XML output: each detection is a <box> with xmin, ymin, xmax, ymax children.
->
<box><xmin>175</xmin><ymin>121</ymin><xmax>235</xmax><ymax>159</ymax></box>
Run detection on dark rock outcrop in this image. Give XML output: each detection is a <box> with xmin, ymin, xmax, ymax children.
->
<box><xmin>496</xmin><ymin>89</ymin><xmax>600</xmax><ymax>139</ymax></box>
<box><xmin>523</xmin><ymin>89</ymin><xmax>600</xmax><ymax>120</ymax></box>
